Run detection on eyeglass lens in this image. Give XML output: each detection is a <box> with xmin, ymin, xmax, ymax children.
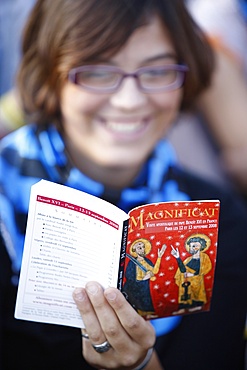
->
<box><xmin>71</xmin><ymin>65</ymin><xmax>187</xmax><ymax>92</ymax></box>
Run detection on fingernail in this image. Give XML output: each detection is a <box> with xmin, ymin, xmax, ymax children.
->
<box><xmin>105</xmin><ymin>290</ymin><xmax>117</xmax><ymax>301</ymax></box>
<box><xmin>73</xmin><ymin>288</ymin><xmax>86</xmax><ymax>302</ymax></box>
<box><xmin>86</xmin><ymin>282</ymin><xmax>99</xmax><ymax>295</ymax></box>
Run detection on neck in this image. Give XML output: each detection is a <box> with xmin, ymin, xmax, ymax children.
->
<box><xmin>66</xmin><ymin>145</ymin><xmax>142</xmax><ymax>189</ymax></box>
<box><xmin>192</xmin><ymin>252</ymin><xmax>200</xmax><ymax>259</ymax></box>
<box><xmin>137</xmin><ymin>256</ymin><xmax>144</xmax><ymax>261</ymax></box>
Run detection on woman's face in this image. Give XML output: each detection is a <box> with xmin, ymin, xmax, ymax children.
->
<box><xmin>60</xmin><ymin>15</ymin><xmax>183</xmax><ymax>187</ymax></box>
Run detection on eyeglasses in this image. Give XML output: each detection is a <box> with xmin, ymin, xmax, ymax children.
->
<box><xmin>68</xmin><ymin>64</ymin><xmax>189</xmax><ymax>93</ymax></box>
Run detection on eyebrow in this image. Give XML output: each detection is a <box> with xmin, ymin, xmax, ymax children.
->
<box><xmin>141</xmin><ymin>53</ymin><xmax>178</xmax><ymax>64</ymax></box>
<box><xmin>90</xmin><ymin>53</ymin><xmax>178</xmax><ymax>66</ymax></box>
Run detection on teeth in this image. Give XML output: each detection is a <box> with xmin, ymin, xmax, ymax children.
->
<box><xmin>106</xmin><ymin>121</ymin><xmax>142</xmax><ymax>133</ymax></box>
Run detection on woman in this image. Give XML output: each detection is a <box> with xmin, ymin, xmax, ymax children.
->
<box><xmin>0</xmin><ymin>0</ymin><xmax>246</xmax><ymax>369</ymax></box>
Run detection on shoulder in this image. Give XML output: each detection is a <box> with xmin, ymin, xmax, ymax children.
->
<box><xmin>144</xmin><ymin>257</ymin><xmax>154</xmax><ymax>265</ymax></box>
<box><xmin>170</xmin><ymin>165</ymin><xmax>246</xmax><ymax>208</ymax></box>
<box><xmin>0</xmin><ymin>124</ymin><xmax>38</xmax><ymax>155</ymax></box>
<box><xmin>0</xmin><ymin>124</ymin><xmax>49</xmax><ymax>179</ymax></box>
<box><xmin>170</xmin><ymin>165</ymin><xmax>247</xmax><ymax>260</ymax></box>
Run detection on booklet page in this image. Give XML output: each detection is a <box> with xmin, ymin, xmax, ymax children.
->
<box><xmin>15</xmin><ymin>180</ymin><xmax>128</xmax><ymax>328</ymax></box>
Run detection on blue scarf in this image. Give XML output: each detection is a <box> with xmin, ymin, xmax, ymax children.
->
<box><xmin>0</xmin><ymin>123</ymin><xmax>190</xmax><ymax>335</ymax></box>
<box><xmin>238</xmin><ymin>0</ymin><xmax>247</xmax><ymax>22</ymax></box>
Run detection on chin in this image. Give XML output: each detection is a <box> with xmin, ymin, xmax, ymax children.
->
<box><xmin>97</xmin><ymin>158</ymin><xmax>136</xmax><ymax>169</ymax></box>
<box><xmin>101</xmin><ymin>150</ymin><xmax>147</xmax><ymax>166</ymax></box>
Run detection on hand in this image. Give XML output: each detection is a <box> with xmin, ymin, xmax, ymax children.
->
<box><xmin>185</xmin><ymin>272</ymin><xmax>194</xmax><ymax>278</ymax></box>
<box><xmin>158</xmin><ymin>244</ymin><xmax>167</xmax><ymax>258</ymax></box>
<box><xmin>73</xmin><ymin>282</ymin><xmax>156</xmax><ymax>369</ymax></box>
<box><xmin>143</xmin><ymin>271</ymin><xmax>154</xmax><ymax>280</ymax></box>
<box><xmin>171</xmin><ymin>245</ymin><xmax>179</xmax><ymax>258</ymax></box>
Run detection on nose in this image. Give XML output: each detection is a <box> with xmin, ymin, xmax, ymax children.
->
<box><xmin>110</xmin><ymin>77</ymin><xmax>147</xmax><ymax>110</ymax></box>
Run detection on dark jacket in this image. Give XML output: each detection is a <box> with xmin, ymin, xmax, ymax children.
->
<box><xmin>1</xmin><ymin>166</ymin><xmax>247</xmax><ymax>370</ymax></box>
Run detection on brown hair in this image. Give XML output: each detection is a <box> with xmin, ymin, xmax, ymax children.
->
<box><xmin>17</xmin><ymin>0</ymin><xmax>215</xmax><ymax>126</ymax></box>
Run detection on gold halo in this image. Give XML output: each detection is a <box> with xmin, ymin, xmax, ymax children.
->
<box><xmin>130</xmin><ymin>238</ymin><xmax>152</xmax><ymax>257</ymax></box>
<box><xmin>185</xmin><ymin>233</ymin><xmax>211</xmax><ymax>253</ymax></box>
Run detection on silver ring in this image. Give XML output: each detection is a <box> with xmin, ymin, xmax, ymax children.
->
<box><xmin>81</xmin><ymin>330</ymin><xmax>89</xmax><ymax>339</ymax></box>
<box><xmin>92</xmin><ymin>340</ymin><xmax>111</xmax><ymax>353</ymax></box>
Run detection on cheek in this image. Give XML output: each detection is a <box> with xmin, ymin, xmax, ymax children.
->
<box><xmin>151</xmin><ymin>90</ymin><xmax>183</xmax><ymax>137</ymax></box>
<box><xmin>61</xmin><ymin>83</ymin><xmax>107</xmax><ymax>118</ymax></box>
<box><xmin>152</xmin><ymin>90</ymin><xmax>183</xmax><ymax>112</ymax></box>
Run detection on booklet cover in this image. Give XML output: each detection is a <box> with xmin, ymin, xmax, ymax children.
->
<box><xmin>15</xmin><ymin>180</ymin><xmax>220</xmax><ymax>328</ymax></box>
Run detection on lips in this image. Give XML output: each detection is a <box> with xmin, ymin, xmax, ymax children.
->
<box><xmin>96</xmin><ymin>115</ymin><xmax>151</xmax><ymax>136</ymax></box>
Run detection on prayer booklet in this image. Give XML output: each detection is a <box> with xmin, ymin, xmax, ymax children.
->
<box><xmin>15</xmin><ymin>180</ymin><xmax>220</xmax><ymax>328</ymax></box>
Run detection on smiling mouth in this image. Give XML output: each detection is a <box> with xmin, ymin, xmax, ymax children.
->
<box><xmin>97</xmin><ymin>116</ymin><xmax>151</xmax><ymax>135</ymax></box>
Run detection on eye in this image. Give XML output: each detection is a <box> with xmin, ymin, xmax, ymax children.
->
<box><xmin>144</xmin><ymin>69</ymin><xmax>171</xmax><ymax>77</ymax></box>
<box><xmin>79</xmin><ymin>70</ymin><xmax>112</xmax><ymax>79</ymax></box>
<box><xmin>76</xmin><ymin>69</ymin><xmax>120</xmax><ymax>87</ymax></box>
<box><xmin>78</xmin><ymin>70</ymin><xmax>113</xmax><ymax>81</ymax></box>
<box><xmin>139</xmin><ymin>67</ymin><xmax>178</xmax><ymax>87</ymax></box>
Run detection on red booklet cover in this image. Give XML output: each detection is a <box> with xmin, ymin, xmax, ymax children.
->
<box><xmin>122</xmin><ymin>200</ymin><xmax>220</xmax><ymax>319</ymax></box>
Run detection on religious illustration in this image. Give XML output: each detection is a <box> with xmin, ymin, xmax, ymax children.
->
<box><xmin>171</xmin><ymin>233</ymin><xmax>213</xmax><ymax>314</ymax></box>
<box><xmin>122</xmin><ymin>238</ymin><xmax>167</xmax><ymax>318</ymax></box>
<box><xmin>123</xmin><ymin>200</ymin><xmax>219</xmax><ymax>319</ymax></box>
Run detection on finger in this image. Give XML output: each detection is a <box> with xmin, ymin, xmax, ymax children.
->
<box><xmin>85</xmin><ymin>282</ymin><xmax>136</xmax><ymax>352</ymax></box>
<box><xmin>104</xmin><ymin>287</ymin><xmax>155</xmax><ymax>349</ymax></box>
<box><xmin>73</xmin><ymin>287</ymin><xmax>106</xmax><ymax>345</ymax></box>
<box><xmin>171</xmin><ymin>244</ymin><xmax>175</xmax><ymax>251</ymax></box>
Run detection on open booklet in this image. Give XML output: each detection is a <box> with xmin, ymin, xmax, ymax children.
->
<box><xmin>15</xmin><ymin>180</ymin><xmax>220</xmax><ymax>328</ymax></box>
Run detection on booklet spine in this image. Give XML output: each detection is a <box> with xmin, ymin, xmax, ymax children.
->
<box><xmin>117</xmin><ymin>219</ymin><xmax>129</xmax><ymax>292</ymax></box>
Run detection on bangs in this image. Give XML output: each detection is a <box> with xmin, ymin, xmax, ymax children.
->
<box><xmin>56</xmin><ymin>0</ymin><xmax>154</xmax><ymax>72</ymax></box>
